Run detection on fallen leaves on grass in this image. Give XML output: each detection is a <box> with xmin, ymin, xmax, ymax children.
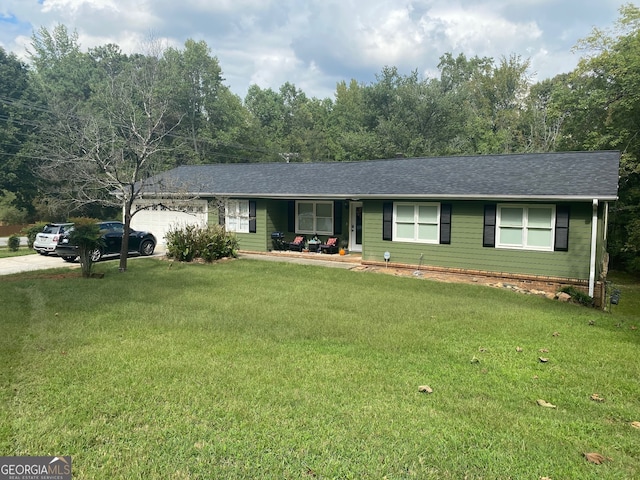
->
<box><xmin>539</xmin><ymin>357</ymin><xmax>549</xmax><ymax>363</ymax></box>
<box><xmin>590</xmin><ymin>393</ymin><xmax>605</xmax><ymax>402</ymax></box>
<box><xmin>418</xmin><ymin>385</ymin><xmax>433</xmax><ymax>394</ymax></box>
<box><xmin>539</xmin><ymin>348</ymin><xmax>549</xmax><ymax>353</ymax></box>
<box><xmin>470</xmin><ymin>356</ymin><xmax>480</xmax><ymax>364</ymax></box>
<box><xmin>630</xmin><ymin>421</ymin><xmax>640</xmax><ymax>429</ymax></box>
<box><xmin>583</xmin><ymin>452</ymin><xmax>610</xmax><ymax>464</ymax></box>
<box><xmin>552</xmin><ymin>331</ymin><xmax>560</xmax><ymax>337</ymax></box>
<box><xmin>536</xmin><ymin>399</ymin><xmax>556</xmax><ymax>408</ymax></box>
<box><xmin>516</xmin><ymin>346</ymin><xmax>523</xmax><ymax>352</ymax></box>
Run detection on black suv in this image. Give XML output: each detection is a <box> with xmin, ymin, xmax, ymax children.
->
<box><xmin>55</xmin><ymin>221</ymin><xmax>156</xmax><ymax>262</ymax></box>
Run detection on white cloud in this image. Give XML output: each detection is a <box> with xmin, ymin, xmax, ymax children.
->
<box><xmin>40</xmin><ymin>0</ymin><xmax>120</xmax><ymax>15</ymax></box>
<box><xmin>427</xmin><ymin>4</ymin><xmax>542</xmax><ymax>54</ymax></box>
<box><xmin>0</xmin><ymin>0</ymin><xmax>631</xmax><ymax>98</ymax></box>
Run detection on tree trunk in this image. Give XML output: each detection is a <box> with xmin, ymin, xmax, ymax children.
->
<box><xmin>119</xmin><ymin>207</ymin><xmax>131</xmax><ymax>272</ymax></box>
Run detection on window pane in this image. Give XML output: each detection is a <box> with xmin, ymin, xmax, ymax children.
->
<box><xmin>298</xmin><ymin>203</ymin><xmax>313</xmax><ymax>215</ymax></box>
<box><xmin>501</xmin><ymin>227</ymin><xmax>523</xmax><ymax>245</ymax></box>
<box><xmin>299</xmin><ymin>215</ymin><xmax>314</xmax><ymax>231</ymax></box>
<box><xmin>396</xmin><ymin>205</ymin><xmax>415</xmax><ymax>222</ymax></box>
<box><xmin>528</xmin><ymin>208</ymin><xmax>552</xmax><ymax>228</ymax></box>
<box><xmin>500</xmin><ymin>208</ymin><xmax>523</xmax><ymax>226</ymax></box>
<box><xmin>316</xmin><ymin>203</ymin><xmax>332</xmax><ymax>217</ymax></box>
<box><xmin>528</xmin><ymin>229</ymin><xmax>552</xmax><ymax>248</ymax></box>
<box><xmin>396</xmin><ymin>223</ymin><xmax>414</xmax><ymax>239</ymax></box>
<box><xmin>226</xmin><ymin>200</ymin><xmax>250</xmax><ymax>233</ymax></box>
<box><xmin>418</xmin><ymin>224</ymin><xmax>438</xmax><ymax>241</ymax></box>
<box><xmin>316</xmin><ymin>217</ymin><xmax>332</xmax><ymax>233</ymax></box>
<box><xmin>298</xmin><ymin>202</ymin><xmax>313</xmax><ymax>231</ymax></box>
<box><xmin>315</xmin><ymin>202</ymin><xmax>333</xmax><ymax>234</ymax></box>
<box><xmin>418</xmin><ymin>205</ymin><xmax>438</xmax><ymax>224</ymax></box>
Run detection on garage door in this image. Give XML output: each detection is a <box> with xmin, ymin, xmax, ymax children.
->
<box><xmin>131</xmin><ymin>199</ymin><xmax>209</xmax><ymax>245</ymax></box>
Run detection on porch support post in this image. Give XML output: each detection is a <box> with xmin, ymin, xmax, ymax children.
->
<box><xmin>588</xmin><ymin>199</ymin><xmax>598</xmax><ymax>297</ymax></box>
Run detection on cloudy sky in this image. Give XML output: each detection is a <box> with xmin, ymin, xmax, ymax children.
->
<box><xmin>0</xmin><ymin>0</ymin><xmax>630</xmax><ymax>99</ymax></box>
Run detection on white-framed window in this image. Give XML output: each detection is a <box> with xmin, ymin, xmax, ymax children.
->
<box><xmin>496</xmin><ymin>204</ymin><xmax>555</xmax><ymax>251</ymax></box>
<box><xmin>296</xmin><ymin>201</ymin><xmax>333</xmax><ymax>235</ymax></box>
<box><xmin>393</xmin><ymin>203</ymin><xmax>440</xmax><ymax>243</ymax></box>
<box><xmin>226</xmin><ymin>199</ymin><xmax>250</xmax><ymax>233</ymax></box>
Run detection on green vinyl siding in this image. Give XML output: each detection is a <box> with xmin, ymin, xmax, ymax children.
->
<box><xmin>363</xmin><ymin>200</ymin><xmax>596</xmax><ymax>280</ymax></box>
<box><xmin>208</xmin><ymin>199</ymin><xmax>270</xmax><ymax>252</ymax></box>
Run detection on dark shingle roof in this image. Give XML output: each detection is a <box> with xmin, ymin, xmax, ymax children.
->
<box><xmin>143</xmin><ymin>151</ymin><xmax>620</xmax><ymax>201</ymax></box>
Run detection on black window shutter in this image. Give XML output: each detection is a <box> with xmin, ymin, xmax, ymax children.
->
<box><xmin>287</xmin><ymin>201</ymin><xmax>295</xmax><ymax>233</ymax></box>
<box><xmin>249</xmin><ymin>200</ymin><xmax>257</xmax><ymax>233</ymax></box>
<box><xmin>483</xmin><ymin>204</ymin><xmax>496</xmax><ymax>247</ymax></box>
<box><xmin>440</xmin><ymin>203</ymin><xmax>452</xmax><ymax>244</ymax></box>
<box><xmin>333</xmin><ymin>201</ymin><xmax>342</xmax><ymax>235</ymax></box>
<box><xmin>554</xmin><ymin>205</ymin><xmax>570</xmax><ymax>251</ymax></box>
<box><xmin>382</xmin><ymin>202</ymin><xmax>393</xmax><ymax>241</ymax></box>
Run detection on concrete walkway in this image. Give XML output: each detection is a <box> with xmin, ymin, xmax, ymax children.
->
<box><xmin>239</xmin><ymin>252</ymin><xmax>361</xmax><ymax>270</ymax></box>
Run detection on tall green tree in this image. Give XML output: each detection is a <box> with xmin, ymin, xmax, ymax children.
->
<box><xmin>162</xmin><ymin>39</ymin><xmax>223</xmax><ymax>163</ymax></box>
<box><xmin>571</xmin><ymin>3</ymin><xmax>640</xmax><ymax>272</ymax></box>
<box><xmin>521</xmin><ymin>74</ymin><xmax>569</xmax><ymax>152</ymax></box>
<box><xmin>0</xmin><ymin>46</ymin><xmax>34</xmax><ymax>216</ymax></box>
<box><xmin>244</xmin><ymin>84</ymin><xmax>286</xmax><ymax>160</ymax></box>
<box><xmin>466</xmin><ymin>54</ymin><xmax>531</xmax><ymax>153</ymax></box>
<box><xmin>29</xmin><ymin>25</ymin><xmax>95</xmax><ymax>104</ymax></box>
<box><xmin>330</xmin><ymin>79</ymin><xmax>380</xmax><ymax>161</ymax></box>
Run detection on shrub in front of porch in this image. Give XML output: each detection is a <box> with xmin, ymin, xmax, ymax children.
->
<box><xmin>165</xmin><ymin>224</ymin><xmax>238</xmax><ymax>262</ymax></box>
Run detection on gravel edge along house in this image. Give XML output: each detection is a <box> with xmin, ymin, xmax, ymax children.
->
<box><xmin>131</xmin><ymin>151</ymin><xmax>620</xmax><ymax>305</ymax></box>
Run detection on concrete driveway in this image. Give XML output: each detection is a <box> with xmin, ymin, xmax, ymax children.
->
<box><xmin>0</xmin><ymin>253</ymin><xmax>77</xmax><ymax>276</ymax></box>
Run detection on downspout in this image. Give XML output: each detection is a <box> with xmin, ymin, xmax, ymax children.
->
<box><xmin>588</xmin><ymin>199</ymin><xmax>598</xmax><ymax>297</ymax></box>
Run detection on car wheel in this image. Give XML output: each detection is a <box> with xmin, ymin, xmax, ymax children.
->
<box><xmin>62</xmin><ymin>256</ymin><xmax>78</xmax><ymax>263</ymax></box>
<box><xmin>139</xmin><ymin>239</ymin><xmax>155</xmax><ymax>256</ymax></box>
<box><xmin>90</xmin><ymin>248</ymin><xmax>102</xmax><ymax>262</ymax></box>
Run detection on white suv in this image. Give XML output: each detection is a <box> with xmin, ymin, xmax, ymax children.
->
<box><xmin>33</xmin><ymin>223</ymin><xmax>74</xmax><ymax>255</ymax></box>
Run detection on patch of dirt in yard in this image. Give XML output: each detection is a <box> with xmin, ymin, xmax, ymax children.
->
<box><xmin>0</xmin><ymin>271</ymin><xmax>84</xmax><ymax>282</ymax></box>
<box><xmin>352</xmin><ymin>264</ymin><xmax>569</xmax><ymax>299</ymax></box>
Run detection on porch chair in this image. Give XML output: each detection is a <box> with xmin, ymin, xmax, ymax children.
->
<box><xmin>288</xmin><ymin>235</ymin><xmax>306</xmax><ymax>251</ymax></box>
<box><xmin>319</xmin><ymin>237</ymin><xmax>339</xmax><ymax>254</ymax></box>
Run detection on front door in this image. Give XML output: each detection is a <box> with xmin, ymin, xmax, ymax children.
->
<box><xmin>349</xmin><ymin>202</ymin><xmax>363</xmax><ymax>253</ymax></box>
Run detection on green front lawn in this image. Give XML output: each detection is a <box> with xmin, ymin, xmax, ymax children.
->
<box><xmin>1</xmin><ymin>259</ymin><xmax>638</xmax><ymax>479</ymax></box>
<box><xmin>0</xmin><ymin>245</ymin><xmax>35</xmax><ymax>258</ymax></box>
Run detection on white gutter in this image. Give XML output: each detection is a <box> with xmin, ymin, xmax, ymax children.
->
<box><xmin>139</xmin><ymin>192</ymin><xmax>619</xmax><ymax>202</ymax></box>
<box><xmin>604</xmin><ymin>202</ymin><xmax>609</xmax><ymax>241</ymax></box>
<box><xmin>589</xmin><ymin>199</ymin><xmax>599</xmax><ymax>297</ymax></box>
